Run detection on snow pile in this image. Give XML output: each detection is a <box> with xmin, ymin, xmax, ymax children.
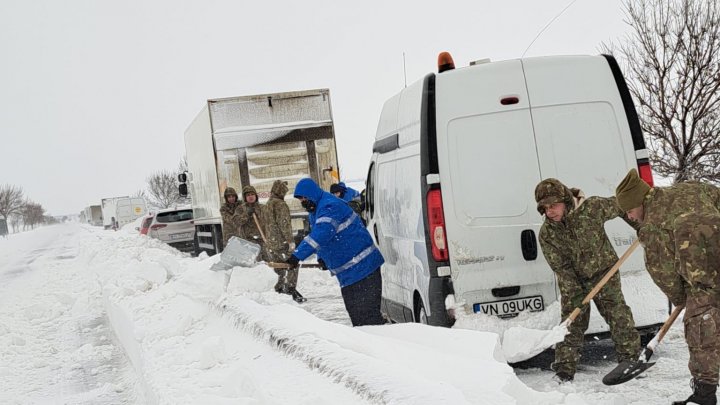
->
<box><xmin>75</xmin><ymin>225</ymin><xmax>572</xmax><ymax>404</ymax></box>
<box><xmin>502</xmin><ymin>324</ymin><xmax>569</xmax><ymax>363</ymax></box>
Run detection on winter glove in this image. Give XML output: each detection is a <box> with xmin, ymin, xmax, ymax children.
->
<box><xmin>317</xmin><ymin>257</ymin><xmax>328</xmax><ymax>270</ymax></box>
<box><xmin>286</xmin><ymin>255</ymin><xmax>300</xmax><ymax>269</ymax></box>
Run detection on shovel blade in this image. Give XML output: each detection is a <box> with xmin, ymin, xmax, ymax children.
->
<box><xmin>219</xmin><ymin>237</ymin><xmax>261</xmax><ymax>267</ymax></box>
<box><xmin>602</xmin><ymin>360</ymin><xmax>656</xmax><ymax>385</ymax></box>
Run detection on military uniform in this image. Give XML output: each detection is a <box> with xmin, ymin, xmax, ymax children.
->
<box><xmin>617</xmin><ymin>170</ymin><xmax>720</xmax><ymax>404</ymax></box>
<box><xmin>220</xmin><ymin>187</ymin><xmax>242</xmax><ymax>248</ymax></box>
<box><xmin>536</xmin><ymin>179</ymin><xmax>640</xmax><ymax>379</ymax></box>
<box><xmin>237</xmin><ymin>185</ymin><xmax>266</xmax><ymax>252</ymax></box>
<box><xmin>262</xmin><ymin>180</ymin><xmax>297</xmax><ymax>292</ymax></box>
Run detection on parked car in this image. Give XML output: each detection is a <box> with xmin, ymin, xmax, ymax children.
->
<box><xmin>142</xmin><ymin>207</ymin><xmax>195</xmax><ymax>253</ymax></box>
<box><xmin>138</xmin><ymin>214</ymin><xmax>153</xmax><ymax>235</ymax></box>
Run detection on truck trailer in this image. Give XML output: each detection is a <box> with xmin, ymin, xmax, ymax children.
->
<box><xmin>83</xmin><ymin>205</ymin><xmax>103</xmax><ymax>226</ymax></box>
<box><xmin>182</xmin><ymin>89</ymin><xmax>340</xmax><ymax>256</ymax></box>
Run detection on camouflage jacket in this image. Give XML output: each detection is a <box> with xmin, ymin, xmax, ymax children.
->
<box><xmin>220</xmin><ymin>202</ymin><xmax>242</xmax><ymax>244</ymax></box>
<box><xmin>263</xmin><ymin>195</ymin><xmax>293</xmax><ymax>260</ymax></box>
<box><xmin>539</xmin><ymin>192</ymin><xmax>627</xmax><ymax>298</ymax></box>
<box><xmin>637</xmin><ymin>182</ymin><xmax>720</xmax><ymax>307</ymax></box>
<box><xmin>237</xmin><ymin>202</ymin><xmax>265</xmax><ymax>244</ymax></box>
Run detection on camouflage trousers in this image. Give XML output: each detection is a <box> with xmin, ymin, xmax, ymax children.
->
<box><xmin>553</xmin><ymin>272</ymin><xmax>640</xmax><ymax>376</ymax></box>
<box><xmin>674</xmin><ymin>212</ymin><xmax>720</xmax><ymax>384</ymax></box>
<box><xmin>264</xmin><ymin>244</ymin><xmax>296</xmax><ymax>292</ymax></box>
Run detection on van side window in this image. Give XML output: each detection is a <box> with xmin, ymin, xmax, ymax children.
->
<box><xmin>366</xmin><ymin>162</ymin><xmax>375</xmax><ymax>219</ymax></box>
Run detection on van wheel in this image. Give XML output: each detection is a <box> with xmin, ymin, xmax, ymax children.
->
<box><xmin>415</xmin><ymin>299</ymin><xmax>429</xmax><ymax>324</ymax></box>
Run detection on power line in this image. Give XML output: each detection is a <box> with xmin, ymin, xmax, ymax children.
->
<box><xmin>522</xmin><ymin>0</ymin><xmax>580</xmax><ymax>58</ymax></box>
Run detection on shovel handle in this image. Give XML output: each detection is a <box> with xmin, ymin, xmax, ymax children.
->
<box><xmin>655</xmin><ymin>304</ymin><xmax>685</xmax><ymax>345</ymax></box>
<box><xmin>267</xmin><ymin>261</ymin><xmax>322</xmax><ymax>269</ymax></box>
<box><xmin>566</xmin><ymin>239</ymin><xmax>641</xmax><ymax>324</ymax></box>
<box><xmin>252</xmin><ymin>213</ymin><xmax>267</xmax><ymax>243</ymax></box>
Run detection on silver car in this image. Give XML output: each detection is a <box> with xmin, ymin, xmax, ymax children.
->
<box><xmin>145</xmin><ymin>207</ymin><xmax>195</xmax><ymax>253</ymax></box>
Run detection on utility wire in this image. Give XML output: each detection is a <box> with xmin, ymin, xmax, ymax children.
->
<box><xmin>522</xmin><ymin>0</ymin><xmax>579</xmax><ymax>58</ymax></box>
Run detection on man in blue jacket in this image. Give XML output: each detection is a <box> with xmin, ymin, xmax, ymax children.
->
<box><xmin>287</xmin><ymin>178</ymin><xmax>385</xmax><ymax>326</ymax></box>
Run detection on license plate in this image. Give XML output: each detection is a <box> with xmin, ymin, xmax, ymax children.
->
<box><xmin>473</xmin><ymin>295</ymin><xmax>544</xmax><ymax>319</ymax></box>
<box><xmin>170</xmin><ymin>232</ymin><xmax>192</xmax><ymax>240</ymax></box>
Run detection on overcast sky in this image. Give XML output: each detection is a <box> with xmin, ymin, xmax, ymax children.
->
<box><xmin>0</xmin><ymin>0</ymin><xmax>631</xmax><ymax>215</ymax></box>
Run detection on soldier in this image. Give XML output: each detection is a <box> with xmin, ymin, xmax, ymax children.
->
<box><xmin>616</xmin><ymin>169</ymin><xmax>720</xmax><ymax>405</ymax></box>
<box><xmin>535</xmin><ymin>178</ymin><xmax>640</xmax><ymax>383</ymax></box>
<box><xmin>220</xmin><ymin>187</ymin><xmax>242</xmax><ymax>249</ymax></box>
<box><xmin>263</xmin><ymin>180</ymin><xmax>305</xmax><ymax>302</ymax></box>
<box><xmin>237</xmin><ymin>185</ymin><xmax>265</xmax><ymax>248</ymax></box>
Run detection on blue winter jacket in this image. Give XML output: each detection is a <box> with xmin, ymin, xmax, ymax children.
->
<box><xmin>292</xmin><ymin>178</ymin><xmax>383</xmax><ymax>287</ymax></box>
<box><xmin>338</xmin><ymin>182</ymin><xmax>360</xmax><ymax>202</ymax></box>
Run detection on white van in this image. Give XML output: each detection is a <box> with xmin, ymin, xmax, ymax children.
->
<box><xmin>101</xmin><ymin>196</ymin><xmax>148</xmax><ymax>229</ymax></box>
<box><xmin>365</xmin><ymin>54</ymin><xmax>668</xmax><ymax>336</ymax></box>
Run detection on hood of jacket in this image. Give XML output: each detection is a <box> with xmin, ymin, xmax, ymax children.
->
<box><xmin>293</xmin><ymin>178</ymin><xmax>323</xmax><ymax>203</ymax></box>
<box><xmin>535</xmin><ymin>178</ymin><xmax>575</xmax><ymax>215</ymax></box>
<box><xmin>242</xmin><ymin>185</ymin><xmax>258</xmax><ymax>202</ymax></box>
<box><xmin>271</xmin><ymin>180</ymin><xmax>289</xmax><ymax>198</ymax></box>
<box><xmin>224</xmin><ymin>187</ymin><xmax>238</xmax><ymax>203</ymax></box>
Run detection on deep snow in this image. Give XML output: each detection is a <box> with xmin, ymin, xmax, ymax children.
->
<box><xmin>0</xmin><ymin>223</ymin><xmax>700</xmax><ymax>404</ymax></box>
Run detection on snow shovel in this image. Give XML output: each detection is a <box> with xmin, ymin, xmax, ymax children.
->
<box><xmin>503</xmin><ymin>239</ymin><xmax>640</xmax><ymax>363</ymax></box>
<box><xmin>602</xmin><ymin>304</ymin><xmax>685</xmax><ymax>385</ymax></box>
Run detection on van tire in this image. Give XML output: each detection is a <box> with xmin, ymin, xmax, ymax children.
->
<box><xmin>415</xmin><ymin>297</ymin><xmax>429</xmax><ymax>324</ymax></box>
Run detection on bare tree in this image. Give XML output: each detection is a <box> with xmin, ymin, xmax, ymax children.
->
<box><xmin>603</xmin><ymin>0</ymin><xmax>720</xmax><ymax>182</ymax></box>
<box><xmin>21</xmin><ymin>200</ymin><xmax>45</xmax><ymax>230</ymax></box>
<box><xmin>146</xmin><ymin>170</ymin><xmax>181</xmax><ymax>209</ymax></box>
<box><xmin>0</xmin><ymin>184</ymin><xmax>25</xmax><ymax>221</ymax></box>
<box><xmin>133</xmin><ymin>189</ymin><xmax>148</xmax><ymax>200</ymax></box>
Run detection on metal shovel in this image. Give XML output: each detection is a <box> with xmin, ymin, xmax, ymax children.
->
<box><xmin>602</xmin><ymin>304</ymin><xmax>684</xmax><ymax>385</ymax></box>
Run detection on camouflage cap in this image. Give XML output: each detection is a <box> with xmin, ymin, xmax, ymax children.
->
<box><xmin>242</xmin><ymin>185</ymin><xmax>257</xmax><ymax>196</ymax></box>
<box><xmin>615</xmin><ymin>169</ymin><xmax>650</xmax><ymax>212</ymax></box>
<box><xmin>535</xmin><ymin>178</ymin><xmax>573</xmax><ymax>215</ymax></box>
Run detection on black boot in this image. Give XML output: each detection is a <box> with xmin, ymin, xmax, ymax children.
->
<box><xmin>672</xmin><ymin>379</ymin><xmax>717</xmax><ymax>405</ymax></box>
<box><xmin>289</xmin><ymin>288</ymin><xmax>306</xmax><ymax>303</ymax></box>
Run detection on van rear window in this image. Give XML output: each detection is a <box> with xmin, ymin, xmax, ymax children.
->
<box><xmin>156</xmin><ymin>209</ymin><xmax>193</xmax><ymax>223</ymax></box>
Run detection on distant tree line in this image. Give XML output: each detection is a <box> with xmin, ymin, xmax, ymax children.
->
<box><xmin>0</xmin><ymin>184</ymin><xmax>49</xmax><ymax>233</ymax></box>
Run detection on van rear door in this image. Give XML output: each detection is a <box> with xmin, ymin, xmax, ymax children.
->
<box><xmin>523</xmin><ymin>55</ymin><xmax>667</xmax><ymax>331</ymax></box>
<box><xmin>434</xmin><ymin>60</ymin><xmax>558</xmax><ymax>318</ymax></box>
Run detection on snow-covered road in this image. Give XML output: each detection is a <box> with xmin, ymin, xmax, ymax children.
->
<box><xmin>0</xmin><ymin>226</ymin><xmax>140</xmax><ymax>404</ymax></box>
<box><xmin>0</xmin><ymin>223</ymin><xmax>700</xmax><ymax>404</ymax></box>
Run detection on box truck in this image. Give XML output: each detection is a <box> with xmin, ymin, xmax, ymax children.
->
<box><xmin>182</xmin><ymin>89</ymin><xmax>340</xmax><ymax>256</ymax></box>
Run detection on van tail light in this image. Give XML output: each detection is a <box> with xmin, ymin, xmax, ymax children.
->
<box><xmin>638</xmin><ymin>161</ymin><xmax>654</xmax><ymax>187</ymax></box>
<box><xmin>427</xmin><ymin>189</ymin><xmax>449</xmax><ymax>261</ymax></box>
<box><xmin>150</xmin><ymin>224</ymin><xmax>167</xmax><ymax>230</ymax></box>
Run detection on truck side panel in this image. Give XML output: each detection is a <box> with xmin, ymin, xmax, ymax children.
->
<box><xmin>185</xmin><ymin>105</ymin><xmax>221</xmax><ymax>225</ymax></box>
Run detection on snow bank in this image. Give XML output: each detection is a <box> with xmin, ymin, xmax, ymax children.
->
<box><xmin>77</xmin><ymin>226</ymin><xmax>572</xmax><ymax>404</ymax></box>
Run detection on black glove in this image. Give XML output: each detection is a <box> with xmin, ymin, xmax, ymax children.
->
<box><xmin>286</xmin><ymin>255</ymin><xmax>300</xmax><ymax>269</ymax></box>
<box><xmin>246</xmin><ymin>206</ymin><xmax>255</xmax><ymax>215</ymax></box>
<box><xmin>317</xmin><ymin>257</ymin><xmax>328</xmax><ymax>270</ymax></box>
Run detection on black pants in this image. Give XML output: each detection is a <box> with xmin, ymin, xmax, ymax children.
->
<box><xmin>340</xmin><ymin>268</ymin><xmax>384</xmax><ymax>327</ymax></box>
